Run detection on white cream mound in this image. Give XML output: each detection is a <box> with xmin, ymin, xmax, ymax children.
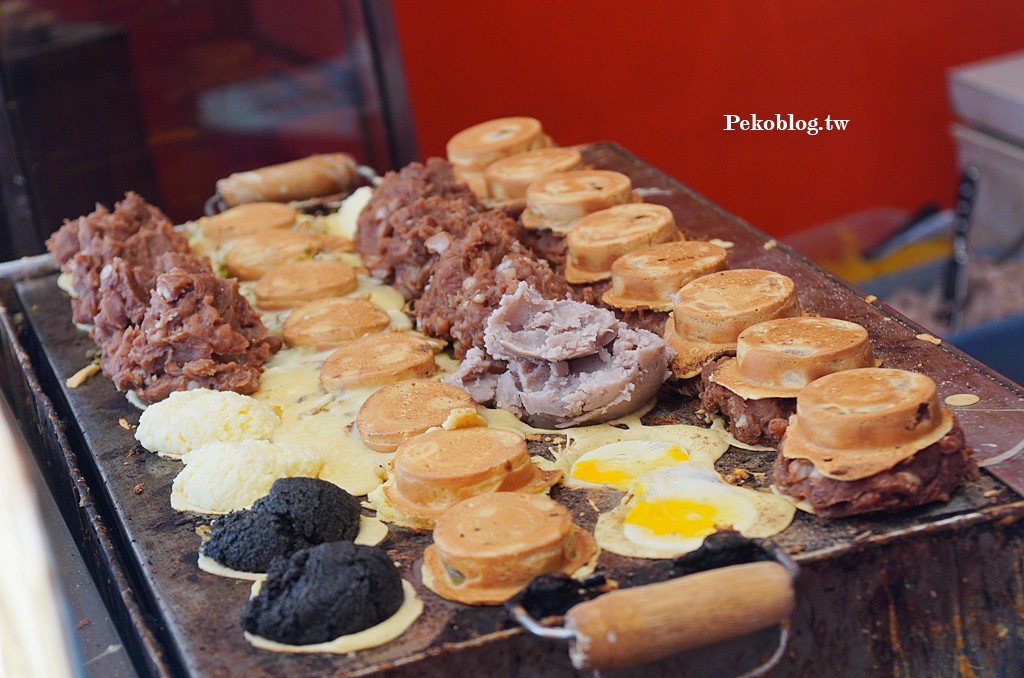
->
<box><xmin>243</xmin><ymin>579</ymin><xmax>423</xmax><ymax>654</ymax></box>
<box><xmin>333</xmin><ymin>185</ymin><xmax>373</xmax><ymax>241</ymax></box>
<box><xmin>135</xmin><ymin>389</ymin><xmax>280</xmax><ymax>459</ymax></box>
<box><xmin>171</xmin><ymin>440</ymin><xmax>322</xmax><ymax>514</ymax></box>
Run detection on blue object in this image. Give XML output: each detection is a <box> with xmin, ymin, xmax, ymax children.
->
<box><xmin>947</xmin><ymin>313</ymin><xmax>1024</xmax><ymax>386</ymax></box>
<box><xmin>860</xmin><ymin>258</ymin><xmax>1024</xmax><ymax>387</ymax></box>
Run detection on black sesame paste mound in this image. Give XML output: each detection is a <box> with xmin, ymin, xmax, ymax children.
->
<box><xmin>241</xmin><ymin>541</ymin><xmax>405</xmax><ymax>645</ymax></box>
<box><xmin>203</xmin><ymin>477</ymin><xmax>361</xmax><ymax>573</ymax></box>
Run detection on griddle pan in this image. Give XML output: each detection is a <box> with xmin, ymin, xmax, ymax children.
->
<box><xmin>3</xmin><ymin>143</ymin><xmax>1024</xmax><ymax>676</ymax></box>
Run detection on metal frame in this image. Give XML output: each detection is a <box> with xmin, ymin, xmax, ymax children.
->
<box><xmin>0</xmin><ymin>61</ymin><xmax>44</xmax><ymax>259</ymax></box>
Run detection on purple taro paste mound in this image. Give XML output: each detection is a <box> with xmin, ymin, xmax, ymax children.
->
<box><xmin>447</xmin><ymin>282</ymin><xmax>673</xmax><ymax>428</ymax></box>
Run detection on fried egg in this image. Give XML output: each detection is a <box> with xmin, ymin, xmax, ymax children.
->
<box><xmin>557</xmin><ymin>419</ymin><xmax>730</xmax><ymax>487</ymax></box>
<box><xmin>568</xmin><ymin>440</ymin><xmax>701</xmax><ymax>490</ymax></box>
<box><xmin>594</xmin><ymin>463</ymin><xmax>796</xmax><ymax>559</ymax></box>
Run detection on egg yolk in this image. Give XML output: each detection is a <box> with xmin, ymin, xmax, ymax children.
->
<box><xmin>624</xmin><ymin>497</ymin><xmax>728</xmax><ymax>538</ymax></box>
<box><xmin>571</xmin><ymin>446</ymin><xmax>689</xmax><ymax>486</ymax></box>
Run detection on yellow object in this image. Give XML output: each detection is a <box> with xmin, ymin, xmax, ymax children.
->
<box><xmin>814</xmin><ymin>228</ymin><xmax>950</xmax><ymax>283</ymax></box>
<box><xmin>625</xmin><ymin>497</ymin><xmax>722</xmax><ymax>538</ymax></box>
<box><xmin>570</xmin><ymin>441</ymin><xmax>690</xmax><ymax>490</ymax></box>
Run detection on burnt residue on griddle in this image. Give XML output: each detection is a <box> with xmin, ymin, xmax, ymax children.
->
<box><xmin>503</xmin><ymin>571</ymin><xmax>613</xmax><ymax>624</ymax></box>
<box><xmin>642</xmin><ymin>386</ymin><xmax>708</xmax><ymax>426</ymax></box>
<box><xmin>241</xmin><ymin>541</ymin><xmax>404</xmax><ymax>645</ymax></box>
<box><xmin>670</xmin><ymin>530</ymin><xmax>775</xmax><ymax>577</ymax></box>
<box><xmin>203</xmin><ymin>477</ymin><xmax>361</xmax><ymax>574</ymax></box>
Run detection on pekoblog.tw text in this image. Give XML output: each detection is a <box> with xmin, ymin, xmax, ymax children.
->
<box><xmin>723</xmin><ymin>114</ymin><xmax>848</xmax><ymax>136</ymax></box>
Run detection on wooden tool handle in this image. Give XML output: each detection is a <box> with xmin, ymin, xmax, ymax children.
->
<box><xmin>565</xmin><ymin>561</ymin><xmax>795</xmax><ymax>670</ymax></box>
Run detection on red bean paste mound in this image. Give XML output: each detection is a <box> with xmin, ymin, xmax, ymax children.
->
<box><xmin>103</xmin><ymin>266</ymin><xmax>280</xmax><ymax>404</ymax></box>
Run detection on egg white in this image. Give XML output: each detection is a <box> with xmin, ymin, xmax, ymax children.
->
<box><xmin>594</xmin><ymin>463</ymin><xmax>796</xmax><ymax>559</ymax></box>
<box><xmin>556</xmin><ymin>418</ymin><xmax>730</xmax><ymax>479</ymax></box>
<box><xmin>567</xmin><ymin>440</ymin><xmax>709</xmax><ymax>490</ymax></box>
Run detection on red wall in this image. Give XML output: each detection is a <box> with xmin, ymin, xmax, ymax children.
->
<box><xmin>392</xmin><ymin>1</ymin><xmax>1024</xmax><ymax>238</ymax></box>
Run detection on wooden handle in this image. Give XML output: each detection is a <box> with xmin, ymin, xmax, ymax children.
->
<box><xmin>565</xmin><ymin>561</ymin><xmax>794</xmax><ymax>670</ymax></box>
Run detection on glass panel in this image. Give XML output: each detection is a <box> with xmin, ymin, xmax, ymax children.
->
<box><xmin>0</xmin><ymin>0</ymin><xmax>409</xmax><ymax>257</ymax></box>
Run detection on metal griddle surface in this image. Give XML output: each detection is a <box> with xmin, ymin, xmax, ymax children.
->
<box><xmin>11</xmin><ymin>142</ymin><xmax>1024</xmax><ymax>677</ymax></box>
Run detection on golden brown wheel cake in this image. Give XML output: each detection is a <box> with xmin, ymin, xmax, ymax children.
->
<box><xmin>421</xmin><ymin>492</ymin><xmax>596</xmax><ymax>605</ymax></box>
<box><xmin>710</xmin><ymin>316</ymin><xmax>877</xmax><ymax>399</ymax></box>
<box><xmin>602</xmin><ymin>240</ymin><xmax>729</xmax><ymax>312</ymax></box>
<box><xmin>483</xmin><ymin>146</ymin><xmax>582</xmax><ymax>201</ymax></box>
<box><xmin>381</xmin><ymin>427</ymin><xmax>560</xmax><ymax>522</ymax></box>
<box><xmin>662</xmin><ymin>268</ymin><xmax>802</xmax><ymax>379</ymax></box>
<box><xmin>282</xmin><ymin>297</ymin><xmax>391</xmax><ymax>350</ymax></box>
<box><xmin>446</xmin><ymin>116</ymin><xmax>553</xmax><ymax>196</ymax></box>
<box><xmin>774</xmin><ymin>367</ymin><xmax>974</xmax><ymax>519</ymax></box>
<box><xmin>520</xmin><ymin>169</ymin><xmax>634</xmax><ymax>233</ymax></box>
<box><xmin>253</xmin><ymin>259</ymin><xmax>357</xmax><ymax>310</ymax></box>
<box><xmin>564</xmin><ymin>203</ymin><xmax>680</xmax><ymax>284</ymax></box>
<box><xmin>355</xmin><ymin>379</ymin><xmax>477</xmax><ymax>452</ymax></box>
<box><xmin>320</xmin><ymin>332</ymin><xmax>437</xmax><ymax>391</ymax></box>
<box><xmin>225</xmin><ymin>231</ymin><xmax>326</xmax><ymax>281</ymax></box>
<box><xmin>199</xmin><ymin>202</ymin><xmax>298</xmax><ymax>244</ymax></box>
<box><xmin>783</xmin><ymin>368</ymin><xmax>956</xmax><ymax>475</ymax></box>
<box><xmin>698</xmin><ymin>316</ymin><xmax>877</xmax><ymax>448</ymax></box>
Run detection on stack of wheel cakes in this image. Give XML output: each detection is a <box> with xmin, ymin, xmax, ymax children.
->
<box><xmin>43</xmin><ymin>118</ymin><xmax>976</xmax><ymax>656</ymax></box>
